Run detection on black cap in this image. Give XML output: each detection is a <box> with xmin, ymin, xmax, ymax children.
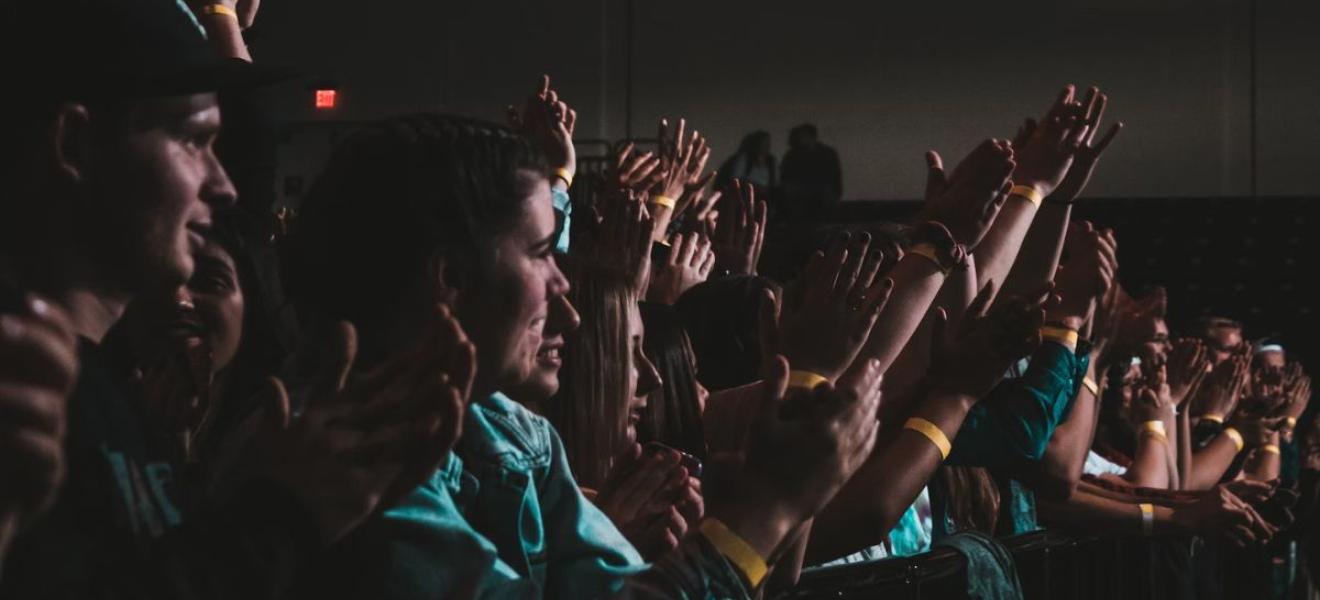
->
<box><xmin>5</xmin><ymin>0</ymin><xmax>290</xmax><ymax>102</ymax></box>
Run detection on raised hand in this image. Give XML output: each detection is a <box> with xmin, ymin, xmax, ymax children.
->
<box><xmin>596</xmin><ymin>444</ymin><xmax>700</xmax><ymax>560</ymax></box>
<box><xmin>1011</xmin><ymin>85</ymin><xmax>1093</xmax><ymax>198</ymax></box>
<box><xmin>1130</xmin><ymin>366</ymin><xmax>1175</xmax><ymax>424</ymax></box>
<box><xmin>919</xmin><ymin>139</ymin><xmax>1015</xmax><ymax>249</ymax></box>
<box><xmin>1280</xmin><ymin>366</ymin><xmax>1312</xmax><ymax>437</ymax></box>
<box><xmin>1048</xmin><ymin>86</ymin><xmax>1123</xmax><ymax>204</ymax></box>
<box><xmin>1192</xmin><ymin>352</ymin><xmax>1250</xmax><ymax>421</ymax></box>
<box><xmin>1049</xmin><ymin>221</ymin><xmax>1116</xmax><ymax>329</ymax></box>
<box><xmin>189</xmin><ymin>0</ymin><xmax>262</xmax><ymax>29</ymax></box>
<box><xmin>1167</xmin><ymin>338</ymin><xmax>1210</xmax><ymax>411</ymax></box>
<box><xmin>711</xmin><ymin>179</ymin><xmax>767</xmax><ymax>276</ymax></box>
<box><xmin>647</xmin><ymin>231</ymin><xmax>715</xmax><ymax>305</ymax></box>
<box><xmin>595</xmin><ymin>192</ymin><xmax>655</xmax><ymax>294</ymax></box>
<box><xmin>932</xmin><ymin>282</ymin><xmax>1050</xmax><ymax>398</ymax></box>
<box><xmin>241</xmin><ymin>305</ymin><xmax>473</xmax><ymax>544</ymax></box>
<box><xmin>508</xmin><ymin>75</ymin><xmax>578</xmax><ymax>185</ymax></box>
<box><xmin>762</xmin><ymin>232</ymin><xmax>893</xmax><ymax>382</ymax></box>
<box><xmin>612</xmin><ymin>143</ymin><xmax>664</xmax><ymax>195</ymax></box>
<box><xmin>0</xmin><ymin>296</ymin><xmax>78</xmax><ymax>558</ymax></box>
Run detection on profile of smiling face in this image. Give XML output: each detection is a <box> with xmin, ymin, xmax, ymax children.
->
<box><xmin>446</xmin><ymin>172</ymin><xmax>572</xmax><ymax>396</ymax></box>
<box><xmin>57</xmin><ymin>93</ymin><xmax>237</xmax><ymax>297</ymax></box>
<box><xmin>624</xmin><ymin>301</ymin><xmax>662</xmax><ymax>446</ymax></box>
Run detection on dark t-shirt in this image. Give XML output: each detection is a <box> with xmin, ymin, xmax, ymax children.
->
<box><xmin>1</xmin><ymin>341</ymin><xmax>319</xmax><ymax>599</ymax></box>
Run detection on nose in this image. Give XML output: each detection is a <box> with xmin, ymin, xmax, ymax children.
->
<box><xmin>547</xmin><ymin>295</ymin><xmax>581</xmax><ymax>336</ymax></box>
<box><xmin>204</xmin><ymin>153</ymin><xmax>239</xmax><ymax>211</ymax></box>
<box><xmin>637</xmin><ymin>350</ymin><xmax>663</xmax><ymax>397</ymax></box>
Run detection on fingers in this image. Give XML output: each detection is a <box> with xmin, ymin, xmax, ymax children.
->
<box><xmin>924</xmin><ymin>150</ymin><xmax>947</xmax><ymax>203</ymax></box>
<box><xmin>257</xmin><ymin>376</ymin><xmax>292</xmax><ymax>430</ymax></box>
<box><xmin>0</xmin><ymin>313</ymin><xmax>78</xmax><ymax>393</ymax></box>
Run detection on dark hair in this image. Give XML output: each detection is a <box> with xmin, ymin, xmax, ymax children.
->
<box><xmin>544</xmin><ymin>257</ymin><xmax>636</xmax><ymax>489</ymax></box>
<box><xmin>198</xmin><ymin>212</ymin><xmax>286</xmax><ymax>460</ymax></box>
<box><xmin>638</xmin><ymin>302</ymin><xmax>707</xmax><ymax>460</ymax></box>
<box><xmin>281</xmin><ymin>113</ymin><xmax>547</xmax><ymax>331</ymax></box>
<box><xmin>789</xmin><ymin>123</ymin><xmax>817</xmax><ymax>140</ymax></box>
<box><xmin>674</xmin><ymin>275</ymin><xmax>778</xmax><ymax>392</ymax></box>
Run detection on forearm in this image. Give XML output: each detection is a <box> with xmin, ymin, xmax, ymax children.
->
<box><xmin>971</xmin><ymin>196</ymin><xmax>1039</xmax><ymax>303</ymax></box>
<box><xmin>1242</xmin><ymin>433</ymin><xmax>1281</xmax><ymax>482</ymax></box>
<box><xmin>1037</xmin><ymin>378</ymin><xmax>1097</xmax><ymax>499</ymax></box>
<box><xmin>857</xmin><ymin>254</ymin><xmax>946</xmax><ymax>375</ymax></box>
<box><xmin>1039</xmin><ymin>486</ymin><xmax>1180</xmax><ymax>536</ymax></box>
<box><xmin>807</xmin><ymin>389</ymin><xmax>975</xmax><ymax>563</ymax></box>
<box><xmin>197</xmin><ymin>9</ymin><xmax>251</xmax><ymax>62</ymax></box>
<box><xmin>1178</xmin><ymin>410</ymin><xmax>1192</xmax><ymax>490</ymax></box>
<box><xmin>1187</xmin><ymin>431</ymin><xmax>1242</xmax><ymax>490</ymax></box>
<box><xmin>998</xmin><ymin>203</ymin><xmax>1070</xmax><ymax>300</ymax></box>
<box><xmin>1124</xmin><ymin>435</ymin><xmax>1169</xmax><ymax>489</ymax></box>
<box><xmin>879</xmin><ymin>259</ymin><xmax>977</xmax><ymax>417</ymax></box>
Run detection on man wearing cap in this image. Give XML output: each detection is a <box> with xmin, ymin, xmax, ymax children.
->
<box><xmin>0</xmin><ymin>1</ymin><xmax>438</xmax><ymax>596</ymax></box>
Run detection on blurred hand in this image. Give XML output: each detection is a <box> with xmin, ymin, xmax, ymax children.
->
<box><xmin>1171</xmin><ymin>484</ymin><xmax>1276</xmax><ymax>547</ymax></box>
<box><xmin>594</xmin><ymin>192</ymin><xmax>654</xmax><ymax>295</ymax></box>
<box><xmin>1046</xmin><ymin>86</ymin><xmax>1124</xmax><ymax>204</ymax></box>
<box><xmin>647</xmin><ymin>231</ymin><xmax>714</xmax><ymax>305</ymax></box>
<box><xmin>762</xmin><ymin>232</ymin><xmax>893</xmax><ymax>382</ymax></box>
<box><xmin>243</xmin><ymin>305</ymin><xmax>472</xmax><ymax>544</ymax></box>
<box><xmin>1011</xmin><ymin>85</ymin><xmax>1092</xmax><ymax>197</ymax></box>
<box><xmin>711</xmin><ymin>179</ymin><xmax>766</xmax><ymax>276</ymax></box>
<box><xmin>931</xmin><ymin>282</ymin><xmax>1050</xmax><ymax>399</ymax></box>
<box><xmin>919</xmin><ymin>139</ymin><xmax>1014</xmax><ymax>249</ymax></box>
<box><xmin>1048</xmin><ymin>221</ymin><xmax>1116</xmax><ymax>327</ymax></box>
<box><xmin>612</xmin><ymin>143</ymin><xmax>663</xmax><ymax>196</ymax></box>
<box><xmin>1192</xmin><ymin>353</ymin><xmax>1250</xmax><ymax>421</ymax></box>
<box><xmin>597</xmin><ymin>444</ymin><xmax>702</xmax><ymax>561</ymax></box>
<box><xmin>0</xmin><ymin>296</ymin><xmax>78</xmax><ymax>547</ymax></box>
<box><xmin>1166</xmin><ymin>338</ymin><xmax>1210</xmax><ymax>411</ymax></box>
<box><xmin>508</xmin><ymin>75</ymin><xmax>578</xmax><ymax>180</ymax></box>
<box><xmin>1130</xmin><ymin>367</ymin><xmax>1174</xmax><ymax>424</ymax></box>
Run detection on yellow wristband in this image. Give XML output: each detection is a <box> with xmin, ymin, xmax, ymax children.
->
<box><xmin>1040</xmin><ymin>325</ymin><xmax>1079</xmax><ymax>347</ymax></box>
<box><xmin>1286</xmin><ymin>417</ymin><xmax>1298</xmax><ymax>429</ymax></box>
<box><xmin>1223</xmin><ymin>427</ymin><xmax>1245</xmax><ymax>452</ymax></box>
<box><xmin>553</xmin><ymin>167</ymin><xmax>574</xmax><ymax>189</ymax></box>
<box><xmin>905</xmin><ymin>417</ymin><xmax>952</xmax><ymax>460</ymax></box>
<box><xmin>201</xmin><ymin>4</ymin><xmax>238</xmax><ymax>18</ymax></box>
<box><xmin>1142</xmin><ymin>429</ymin><xmax>1168</xmax><ymax>445</ymax></box>
<box><xmin>700</xmin><ymin>519</ymin><xmax>768</xmax><ymax>588</ymax></box>
<box><xmin>1010</xmin><ymin>184</ymin><xmax>1044</xmax><ymax>207</ymax></box>
<box><xmin>1201</xmin><ymin>413</ymin><xmax>1224</xmax><ymax>424</ymax></box>
<box><xmin>650</xmin><ymin>195</ymin><xmax>676</xmax><ymax>210</ymax></box>
<box><xmin>787</xmin><ymin>370</ymin><xmax>828</xmax><ymax>390</ymax></box>
<box><xmin>1139</xmin><ymin>503</ymin><xmax>1154</xmax><ymax>536</ymax></box>
<box><xmin>1142</xmin><ymin>420</ymin><xmax>1167</xmax><ymax>436</ymax></box>
<box><xmin>1261</xmin><ymin>444</ymin><xmax>1281</xmax><ymax>455</ymax></box>
<box><xmin>907</xmin><ymin>243</ymin><xmax>950</xmax><ymax>275</ymax></box>
<box><xmin>1081</xmin><ymin>377</ymin><xmax>1099</xmax><ymax>397</ymax></box>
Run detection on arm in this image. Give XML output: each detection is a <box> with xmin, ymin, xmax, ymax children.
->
<box><xmin>1178</xmin><ymin>408</ymin><xmax>1192</xmax><ymax>489</ymax></box>
<box><xmin>997</xmin><ymin>202</ymin><xmax>1070</xmax><ymax>301</ymax></box>
<box><xmin>1036</xmin><ymin>350</ymin><xmax>1102</xmax><ymax>500</ymax></box>
<box><xmin>191</xmin><ymin>0</ymin><xmax>256</xmax><ymax>62</ymax></box>
<box><xmin>1187</xmin><ymin>429</ymin><xmax>1245</xmax><ymax>490</ymax></box>
<box><xmin>1124</xmin><ymin>428</ymin><xmax>1171</xmax><ymax>489</ymax></box>
<box><xmin>1242</xmin><ymin>432</ymin><xmax>1282</xmax><ymax>482</ymax></box>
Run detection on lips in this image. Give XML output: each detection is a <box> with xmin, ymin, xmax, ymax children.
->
<box><xmin>186</xmin><ymin>220</ymin><xmax>211</xmax><ymax>247</ymax></box>
<box><xmin>536</xmin><ymin>337</ymin><xmax>564</xmax><ymax>368</ymax></box>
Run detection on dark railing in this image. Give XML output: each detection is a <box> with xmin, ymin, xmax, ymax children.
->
<box><xmin>784</xmin><ymin>532</ymin><xmax>1284</xmax><ymax>600</ymax></box>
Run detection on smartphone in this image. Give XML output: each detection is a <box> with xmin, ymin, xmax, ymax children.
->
<box><xmin>644</xmin><ymin>441</ymin><xmax>703</xmax><ymax>479</ymax></box>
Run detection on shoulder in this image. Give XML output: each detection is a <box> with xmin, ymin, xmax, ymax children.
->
<box><xmin>461</xmin><ymin>393</ymin><xmax>555</xmax><ymax>469</ymax></box>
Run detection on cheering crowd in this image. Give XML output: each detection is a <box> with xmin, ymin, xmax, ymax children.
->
<box><xmin>0</xmin><ymin>0</ymin><xmax>1314</xmax><ymax>598</ymax></box>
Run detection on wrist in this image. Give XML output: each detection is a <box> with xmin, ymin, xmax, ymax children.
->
<box><xmin>706</xmin><ymin>497</ymin><xmax>798</xmax><ymax>563</ymax></box>
<box><xmin>1044</xmin><ymin>314</ymin><xmax>1085</xmax><ymax>332</ymax></box>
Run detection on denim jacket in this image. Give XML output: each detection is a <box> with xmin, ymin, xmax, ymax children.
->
<box><xmin>308</xmin><ymin>393</ymin><xmax>751</xmax><ymax>599</ymax></box>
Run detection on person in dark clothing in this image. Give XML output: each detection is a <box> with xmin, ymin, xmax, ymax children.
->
<box><xmin>0</xmin><ymin>1</ymin><xmax>470</xmax><ymax>597</ymax></box>
<box><xmin>780</xmin><ymin>123</ymin><xmax>843</xmax><ymax>221</ymax></box>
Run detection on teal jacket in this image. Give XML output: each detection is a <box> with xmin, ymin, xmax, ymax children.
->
<box><xmin>948</xmin><ymin>341</ymin><xmax>1089</xmax><ymax>467</ymax></box>
<box><xmin>306</xmin><ymin>392</ymin><xmax>750</xmax><ymax>599</ymax></box>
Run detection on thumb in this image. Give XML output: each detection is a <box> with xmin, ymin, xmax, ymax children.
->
<box><xmin>758</xmin><ymin>288</ymin><xmax>781</xmax><ymax>375</ymax></box>
<box><xmin>307</xmin><ymin>321</ymin><xmax>357</xmax><ymax>410</ymax></box>
<box><xmin>258</xmin><ymin>376</ymin><xmax>292</xmax><ymax>430</ymax></box>
<box><xmin>923</xmin><ymin>151</ymin><xmax>947</xmax><ymax>204</ymax></box>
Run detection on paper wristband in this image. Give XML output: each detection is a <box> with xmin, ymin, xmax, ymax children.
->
<box><xmin>202</xmin><ymin>4</ymin><xmax>238</xmax><ymax>18</ymax></box>
<box><xmin>1286</xmin><ymin>417</ymin><xmax>1298</xmax><ymax>429</ymax></box>
<box><xmin>1142</xmin><ymin>420</ymin><xmax>1167</xmax><ymax>436</ymax></box>
<box><xmin>1261</xmin><ymin>444</ymin><xmax>1281</xmax><ymax>455</ymax></box>
<box><xmin>1201</xmin><ymin>413</ymin><xmax>1224</xmax><ymax>424</ymax></box>
<box><xmin>1223</xmin><ymin>427</ymin><xmax>1245</xmax><ymax>452</ymax></box>
<box><xmin>651</xmin><ymin>195</ymin><xmax>676</xmax><ymax>209</ymax></box>
<box><xmin>1010</xmin><ymin>184</ymin><xmax>1043</xmax><ymax>207</ymax></box>
<box><xmin>1082</xmin><ymin>377</ymin><xmax>1099</xmax><ymax>397</ymax></box>
<box><xmin>700</xmin><ymin>519</ymin><xmax>768</xmax><ymax>588</ymax></box>
<box><xmin>1142</xmin><ymin>429</ymin><xmax>1169</xmax><ymax>445</ymax></box>
<box><xmin>553</xmin><ymin>168</ymin><xmax>574</xmax><ymax>188</ymax></box>
<box><xmin>1140</xmin><ymin>503</ymin><xmax>1155</xmax><ymax>536</ymax></box>
<box><xmin>907</xmin><ymin>244</ymin><xmax>950</xmax><ymax>274</ymax></box>
<box><xmin>787</xmin><ymin>370</ymin><xmax>828</xmax><ymax>390</ymax></box>
<box><xmin>1040</xmin><ymin>326</ymin><xmax>1079</xmax><ymax>347</ymax></box>
<box><xmin>905</xmin><ymin>418</ymin><xmax>952</xmax><ymax>459</ymax></box>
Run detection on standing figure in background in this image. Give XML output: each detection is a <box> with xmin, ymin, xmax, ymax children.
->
<box><xmin>716</xmin><ymin>131</ymin><xmax>776</xmax><ymax>193</ymax></box>
<box><xmin>780</xmin><ymin>123</ymin><xmax>843</xmax><ymax>221</ymax></box>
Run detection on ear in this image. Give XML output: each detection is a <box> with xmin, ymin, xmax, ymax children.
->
<box><xmin>427</xmin><ymin>251</ymin><xmax>461</xmax><ymax>305</ymax></box>
<box><xmin>50</xmin><ymin>103</ymin><xmax>94</xmax><ymax>184</ymax></box>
